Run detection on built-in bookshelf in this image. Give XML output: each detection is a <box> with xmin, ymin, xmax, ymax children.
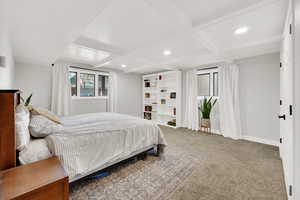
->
<box><xmin>142</xmin><ymin>71</ymin><xmax>182</xmax><ymax>128</ymax></box>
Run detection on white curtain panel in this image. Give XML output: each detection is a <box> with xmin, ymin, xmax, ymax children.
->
<box><xmin>51</xmin><ymin>63</ymin><xmax>71</xmax><ymax>116</ymax></box>
<box><xmin>108</xmin><ymin>71</ymin><xmax>118</xmax><ymax>112</ymax></box>
<box><xmin>219</xmin><ymin>62</ymin><xmax>242</xmax><ymax>139</ymax></box>
<box><xmin>184</xmin><ymin>69</ymin><xmax>199</xmax><ymax>131</ymax></box>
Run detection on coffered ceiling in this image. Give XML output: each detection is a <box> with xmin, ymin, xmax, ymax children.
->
<box><xmin>3</xmin><ymin>0</ymin><xmax>288</xmax><ymax>73</ymax></box>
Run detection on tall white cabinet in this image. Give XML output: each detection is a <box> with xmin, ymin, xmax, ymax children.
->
<box><xmin>143</xmin><ymin>71</ymin><xmax>182</xmax><ymax>128</ymax></box>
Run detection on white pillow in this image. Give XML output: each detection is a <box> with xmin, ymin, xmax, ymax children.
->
<box><xmin>29</xmin><ymin>115</ymin><xmax>63</xmax><ymax>138</ymax></box>
<box><xmin>30</xmin><ymin>106</ymin><xmax>61</xmax><ymax>124</ymax></box>
<box><xmin>19</xmin><ymin>139</ymin><xmax>52</xmax><ymax>165</ymax></box>
<box><xmin>15</xmin><ymin>105</ymin><xmax>31</xmax><ymax>151</ymax></box>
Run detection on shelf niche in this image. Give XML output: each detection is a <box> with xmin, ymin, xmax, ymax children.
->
<box><xmin>142</xmin><ymin>71</ymin><xmax>182</xmax><ymax>128</ymax></box>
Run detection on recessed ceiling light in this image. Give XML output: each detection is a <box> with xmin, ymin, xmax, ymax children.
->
<box><xmin>121</xmin><ymin>64</ymin><xmax>127</xmax><ymax>68</ymax></box>
<box><xmin>163</xmin><ymin>50</ymin><xmax>172</xmax><ymax>56</ymax></box>
<box><xmin>235</xmin><ymin>27</ymin><xmax>249</xmax><ymax>35</ymax></box>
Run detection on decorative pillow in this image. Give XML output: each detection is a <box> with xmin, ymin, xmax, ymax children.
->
<box><xmin>15</xmin><ymin>105</ymin><xmax>31</xmax><ymax>151</ymax></box>
<box><xmin>29</xmin><ymin>115</ymin><xmax>63</xmax><ymax>138</ymax></box>
<box><xmin>19</xmin><ymin>139</ymin><xmax>52</xmax><ymax>165</ymax></box>
<box><xmin>30</xmin><ymin>106</ymin><xmax>61</xmax><ymax>124</ymax></box>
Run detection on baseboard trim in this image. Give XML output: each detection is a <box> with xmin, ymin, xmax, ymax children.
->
<box><xmin>210</xmin><ymin>129</ymin><xmax>222</xmax><ymax>135</ymax></box>
<box><xmin>181</xmin><ymin>127</ymin><xmax>279</xmax><ymax>147</ymax></box>
<box><xmin>243</xmin><ymin>135</ymin><xmax>279</xmax><ymax>147</ymax></box>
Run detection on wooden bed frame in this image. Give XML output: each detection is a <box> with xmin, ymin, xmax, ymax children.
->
<box><xmin>0</xmin><ymin>90</ymin><xmax>160</xmax><ymax>181</ymax></box>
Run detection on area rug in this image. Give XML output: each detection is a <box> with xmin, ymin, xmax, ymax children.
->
<box><xmin>70</xmin><ymin>126</ymin><xmax>287</xmax><ymax>200</ymax></box>
<box><xmin>70</xmin><ymin>151</ymin><xmax>199</xmax><ymax>200</ymax></box>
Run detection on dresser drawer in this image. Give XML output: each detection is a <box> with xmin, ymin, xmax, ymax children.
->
<box><xmin>12</xmin><ymin>178</ymin><xmax>68</xmax><ymax>200</ymax></box>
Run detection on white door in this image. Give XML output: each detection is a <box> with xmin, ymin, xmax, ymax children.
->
<box><xmin>280</xmin><ymin>12</ymin><xmax>294</xmax><ymax>199</ymax></box>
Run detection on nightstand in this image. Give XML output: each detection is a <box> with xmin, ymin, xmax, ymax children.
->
<box><xmin>1</xmin><ymin>157</ymin><xmax>69</xmax><ymax>200</ymax></box>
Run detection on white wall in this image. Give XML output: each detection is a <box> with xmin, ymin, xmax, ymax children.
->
<box><xmin>71</xmin><ymin>99</ymin><xmax>107</xmax><ymax>115</ymax></box>
<box><xmin>70</xmin><ymin>71</ymin><xmax>142</xmax><ymax>116</ymax></box>
<box><xmin>15</xmin><ymin>63</ymin><xmax>52</xmax><ymax>108</ymax></box>
<box><xmin>238</xmin><ymin>53</ymin><xmax>280</xmax><ymax>143</ymax></box>
<box><xmin>182</xmin><ymin>53</ymin><xmax>280</xmax><ymax>144</ymax></box>
<box><xmin>116</xmin><ymin>72</ymin><xmax>142</xmax><ymax>117</ymax></box>
<box><xmin>14</xmin><ymin>63</ymin><xmax>142</xmax><ymax>117</ymax></box>
<box><xmin>0</xmin><ymin>25</ymin><xmax>14</xmax><ymax>89</ymax></box>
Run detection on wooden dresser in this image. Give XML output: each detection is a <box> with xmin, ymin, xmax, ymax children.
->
<box><xmin>0</xmin><ymin>90</ymin><xmax>20</xmax><ymax>170</ymax></box>
<box><xmin>0</xmin><ymin>90</ymin><xmax>69</xmax><ymax>199</ymax></box>
<box><xmin>1</xmin><ymin>157</ymin><xmax>69</xmax><ymax>200</ymax></box>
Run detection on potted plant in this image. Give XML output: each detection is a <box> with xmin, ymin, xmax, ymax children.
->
<box><xmin>20</xmin><ymin>93</ymin><xmax>33</xmax><ymax>107</ymax></box>
<box><xmin>199</xmin><ymin>97</ymin><xmax>217</xmax><ymax>129</ymax></box>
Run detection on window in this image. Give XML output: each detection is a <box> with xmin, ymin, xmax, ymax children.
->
<box><xmin>69</xmin><ymin>67</ymin><xmax>109</xmax><ymax>99</ymax></box>
<box><xmin>80</xmin><ymin>73</ymin><xmax>95</xmax><ymax>97</ymax></box>
<box><xmin>69</xmin><ymin>71</ymin><xmax>77</xmax><ymax>96</ymax></box>
<box><xmin>197</xmin><ymin>73</ymin><xmax>210</xmax><ymax>96</ymax></box>
<box><xmin>98</xmin><ymin>75</ymin><xmax>108</xmax><ymax>96</ymax></box>
<box><xmin>197</xmin><ymin>68</ymin><xmax>219</xmax><ymax>98</ymax></box>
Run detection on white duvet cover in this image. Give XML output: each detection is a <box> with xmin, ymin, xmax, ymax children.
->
<box><xmin>45</xmin><ymin>112</ymin><xmax>166</xmax><ymax>180</ymax></box>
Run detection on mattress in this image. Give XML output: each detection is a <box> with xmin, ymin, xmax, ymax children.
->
<box><xmin>44</xmin><ymin>112</ymin><xmax>167</xmax><ymax>180</ymax></box>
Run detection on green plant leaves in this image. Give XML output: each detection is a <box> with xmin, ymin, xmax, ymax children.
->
<box><xmin>25</xmin><ymin>94</ymin><xmax>33</xmax><ymax>106</ymax></box>
<box><xmin>21</xmin><ymin>93</ymin><xmax>33</xmax><ymax>106</ymax></box>
<box><xmin>199</xmin><ymin>96</ymin><xmax>217</xmax><ymax>119</ymax></box>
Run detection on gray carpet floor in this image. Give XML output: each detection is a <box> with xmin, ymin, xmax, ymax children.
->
<box><xmin>162</xmin><ymin>126</ymin><xmax>287</xmax><ymax>200</ymax></box>
<box><xmin>70</xmin><ymin>126</ymin><xmax>287</xmax><ymax>200</ymax></box>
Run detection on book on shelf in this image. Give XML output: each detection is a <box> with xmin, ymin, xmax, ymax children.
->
<box><xmin>170</xmin><ymin>92</ymin><xmax>176</xmax><ymax>99</ymax></box>
<box><xmin>167</xmin><ymin>119</ymin><xmax>176</xmax><ymax>127</ymax></box>
<box><xmin>161</xmin><ymin>99</ymin><xmax>166</xmax><ymax>104</ymax></box>
<box><xmin>144</xmin><ymin>112</ymin><xmax>152</xmax><ymax>120</ymax></box>
<box><xmin>144</xmin><ymin>105</ymin><xmax>152</xmax><ymax>112</ymax></box>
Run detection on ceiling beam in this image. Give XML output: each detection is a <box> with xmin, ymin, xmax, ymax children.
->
<box><xmin>192</xmin><ymin>30</ymin><xmax>220</xmax><ymax>55</ymax></box>
<box><xmin>193</xmin><ymin>0</ymin><xmax>283</xmax><ymax>30</ymax></box>
<box><xmin>125</xmin><ymin>63</ymin><xmax>175</xmax><ymax>73</ymax></box>
<box><xmin>74</xmin><ymin>36</ymin><xmax>125</xmax><ymax>56</ymax></box>
<box><xmin>125</xmin><ymin>48</ymin><xmax>208</xmax><ymax>73</ymax></box>
<box><xmin>226</xmin><ymin>35</ymin><xmax>281</xmax><ymax>51</ymax></box>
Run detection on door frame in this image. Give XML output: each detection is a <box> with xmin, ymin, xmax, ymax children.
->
<box><xmin>281</xmin><ymin>0</ymin><xmax>295</xmax><ymax>199</ymax></box>
<box><xmin>293</xmin><ymin>0</ymin><xmax>300</xmax><ymax>199</ymax></box>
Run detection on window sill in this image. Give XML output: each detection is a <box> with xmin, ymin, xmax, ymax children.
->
<box><xmin>71</xmin><ymin>96</ymin><xmax>108</xmax><ymax>100</ymax></box>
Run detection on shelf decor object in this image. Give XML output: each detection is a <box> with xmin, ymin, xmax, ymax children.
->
<box><xmin>142</xmin><ymin>71</ymin><xmax>182</xmax><ymax>128</ymax></box>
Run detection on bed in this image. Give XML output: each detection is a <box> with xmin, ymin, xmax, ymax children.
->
<box><xmin>0</xmin><ymin>90</ymin><xmax>166</xmax><ymax>182</ymax></box>
<box><xmin>45</xmin><ymin>112</ymin><xmax>166</xmax><ymax>182</ymax></box>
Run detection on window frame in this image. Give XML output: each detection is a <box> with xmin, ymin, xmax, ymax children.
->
<box><xmin>69</xmin><ymin>67</ymin><xmax>109</xmax><ymax>100</ymax></box>
<box><xmin>197</xmin><ymin>72</ymin><xmax>211</xmax><ymax>97</ymax></box>
<box><xmin>197</xmin><ymin>68</ymin><xmax>219</xmax><ymax>100</ymax></box>
<box><xmin>69</xmin><ymin>71</ymin><xmax>78</xmax><ymax>97</ymax></box>
<box><xmin>98</xmin><ymin>74</ymin><xmax>109</xmax><ymax>97</ymax></box>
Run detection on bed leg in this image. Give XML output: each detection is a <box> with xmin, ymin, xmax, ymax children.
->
<box><xmin>153</xmin><ymin>145</ymin><xmax>160</xmax><ymax>157</ymax></box>
<box><xmin>137</xmin><ymin>152</ymin><xmax>147</xmax><ymax>160</ymax></box>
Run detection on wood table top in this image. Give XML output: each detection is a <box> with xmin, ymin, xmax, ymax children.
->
<box><xmin>1</xmin><ymin>157</ymin><xmax>68</xmax><ymax>199</ymax></box>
